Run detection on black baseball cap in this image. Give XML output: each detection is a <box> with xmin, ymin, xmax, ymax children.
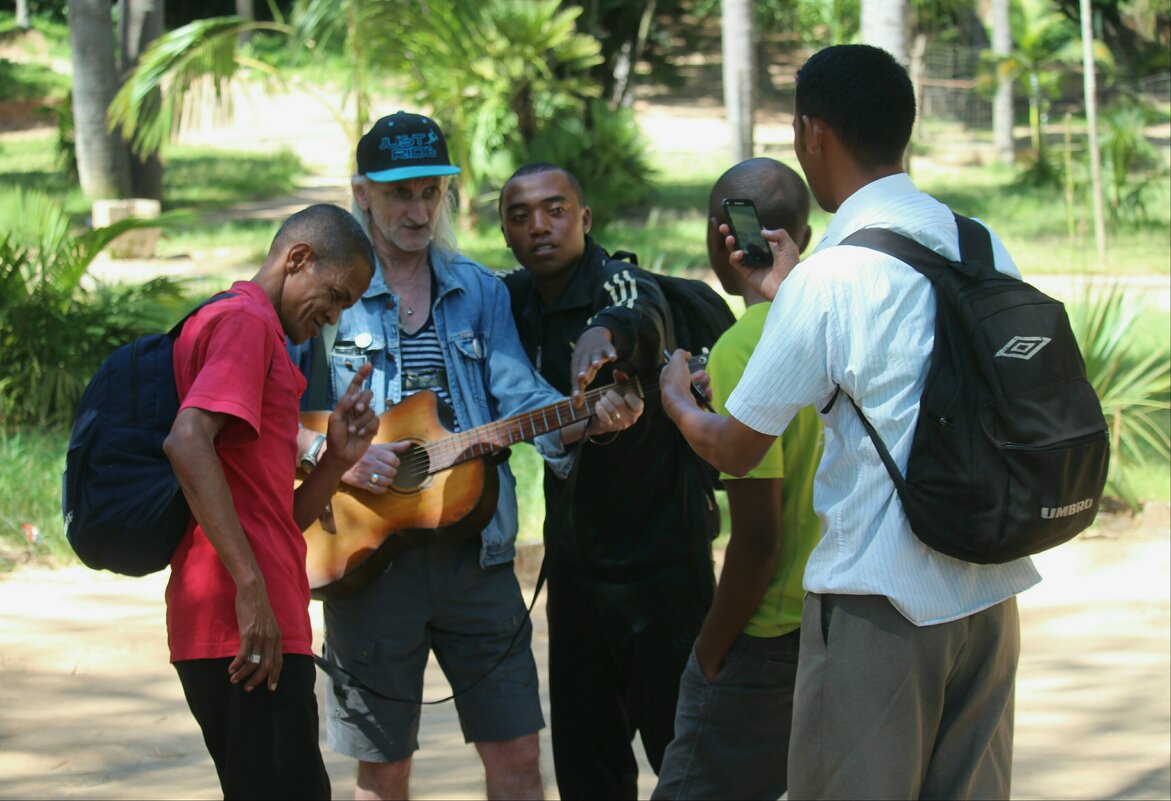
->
<box><xmin>356</xmin><ymin>111</ymin><xmax>462</xmax><ymax>183</ymax></box>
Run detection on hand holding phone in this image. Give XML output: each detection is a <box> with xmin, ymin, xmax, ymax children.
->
<box><xmin>721</xmin><ymin>198</ymin><xmax>772</xmax><ymax>267</ymax></box>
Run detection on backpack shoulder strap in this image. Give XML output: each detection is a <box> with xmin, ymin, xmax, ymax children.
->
<box><xmin>840</xmin><ymin>213</ymin><xmax>998</xmax><ymax>285</ymax></box>
<box><xmin>167</xmin><ymin>291</ymin><xmax>237</xmax><ymax>339</ymax></box>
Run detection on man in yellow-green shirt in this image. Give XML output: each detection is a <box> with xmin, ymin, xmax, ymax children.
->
<box><xmin>653</xmin><ymin>158</ymin><xmax>822</xmax><ymax>800</ymax></box>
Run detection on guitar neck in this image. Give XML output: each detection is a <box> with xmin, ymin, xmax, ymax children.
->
<box><xmin>425</xmin><ymin>379</ymin><xmax>642</xmax><ymax>473</ymax></box>
<box><xmin>423</xmin><ymin>353</ymin><xmax>704</xmax><ymax>474</ymax></box>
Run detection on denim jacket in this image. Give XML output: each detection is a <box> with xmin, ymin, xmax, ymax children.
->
<box><xmin>289</xmin><ymin>246</ymin><xmax>574</xmax><ymax>566</ymax></box>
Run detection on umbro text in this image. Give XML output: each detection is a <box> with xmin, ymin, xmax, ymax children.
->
<box><xmin>1040</xmin><ymin>498</ymin><xmax>1095</xmax><ymax>519</ymax></box>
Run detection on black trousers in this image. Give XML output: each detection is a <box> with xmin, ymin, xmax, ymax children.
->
<box><xmin>546</xmin><ymin>557</ymin><xmax>714</xmax><ymax>800</ymax></box>
<box><xmin>175</xmin><ymin>654</ymin><xmax>330</xmax><ymax>800</ymax></box>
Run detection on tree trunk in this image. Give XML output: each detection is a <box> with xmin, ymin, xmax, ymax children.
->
<box><xmin>612</xmin><ymin>0</ymin><xmax>656</xmax><ymax>109</ymax></box>
<box><xmin>861</xmin><ymin>0</ymin><xmax>907</xmax><ymax>66</ymax></box>
<box><xmin>120</xmin><ymin>0</ymin><xmax>165</xmax><ymax>201</ymax></box>
<box><xmin>907</xmin><ymin>33</ymin><xmax>926</xmax><ymax>174</ymax></box>
<box><xmin>67</xmin><ymin>0</ymin><xmax>132</xmax><ymax>200</ymax></box>
<box><xmin>992</xmin><ymin>0</ymin><xmax>1015</xmax><ymax>165</ymax></box>
<box><xmin>236</xmin><ymin>0</ymin><xmax>254</xmax><ymax>45</ymax></box>
<box><xmin>722</xmin><ymin>0</ymin><xmax>754</xmax><ymax>163</ymax></box>
<box><xmin>16</xmin><ymin>0</ymin><xmax>31</xmax><ymax>30</ymax></box>
<box><xmin>1079</xmin><ymin>0</ymin><xmax>1107</xmax><ymax>268</ymax></box>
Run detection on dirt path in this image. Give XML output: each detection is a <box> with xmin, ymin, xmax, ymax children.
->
<box><xmin>1</xmin><ymin>526</ymin><xmax>1169</xmax><ymax>800</ymax></box>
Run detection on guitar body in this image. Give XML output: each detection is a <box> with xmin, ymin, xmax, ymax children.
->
<box><xmin>299</xmin><ymin>391</ymin><xmax>498</xmax><ymax>601</ymax></box>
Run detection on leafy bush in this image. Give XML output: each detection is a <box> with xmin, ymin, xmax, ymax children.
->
<box><xmin>1098</xmin><ymin>101</ymin><xmax>1164</xmax><ymax>226</ymax></box>
<box><xmin>0</xmin><ymin>188</ymin><xmax>187</xmax><ymax>427</ymax></box>
<box><xmin>1069</xmin><ymin>284</ymin><xmax>1171</xmax><ymax>510</ymax></box>
<box><xmin>0</xmin><ymin>427</ymin><xmax>71</xmax><ymax>569</ymax></box>
<box><xmin>500</xmin><ymin>100</ymin><xmax>656</xmax><ymax>223</ymax></box>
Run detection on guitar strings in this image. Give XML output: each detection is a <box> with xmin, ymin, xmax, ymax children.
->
<box><xmin>388</xmin><ymin>367</ymin><xmax>676</xmax><ymax>481</ymax></box>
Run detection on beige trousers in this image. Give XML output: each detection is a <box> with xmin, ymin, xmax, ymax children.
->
<box><xmin>788</xmin><ymin>593</ymin><xmax>1019</xmax><ymax>800</ymax></box>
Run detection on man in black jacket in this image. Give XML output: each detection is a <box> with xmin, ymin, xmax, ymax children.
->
<box><xmin>498</xmin><ymin>162</ymin><xmax>717</xmax><ymax>800</ymax></box>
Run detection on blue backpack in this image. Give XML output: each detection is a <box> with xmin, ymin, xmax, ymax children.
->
<box><xmin>62</xmin><ymin>294</ymin><xmax>233</xmax><ymax>576</ymax></box>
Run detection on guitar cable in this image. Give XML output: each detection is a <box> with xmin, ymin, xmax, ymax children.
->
<box><xmin>312</xmin><ymin>558</ymin><xmax>548</xmax><ymax>706</ymax></box>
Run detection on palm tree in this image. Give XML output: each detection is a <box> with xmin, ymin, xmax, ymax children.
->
<box><xmin>109</xmin><ymin>0</ymin><xmax>602</xmax><ymax>215</ymax></box>
<box><xmin>68</xmin><ymin>0</ymin><xmax>132</xmax><ymax>199</ymax></box>
<box><xmin>861</xmin><ymin>0</ymin><xmax>908</xmax><ymax>65</ymax></box>
<box><xmin>722</xmin><ymin>0</ymin><xmax>755</xmax><ymax>163</ymax></box>
<box><xmin>987</xmin><ymin>0</ymin><xmax>1106</xmax><ymax>182</ymax></box>
<box><xmin>992</xmin><ymin>0</ymin><xmax>1015</xmax><ymax>164</ymax></box>
<box><xmin>67</xmin><ymin>0</ymin><xmax>166</xmax><ymax>201</ymax></box>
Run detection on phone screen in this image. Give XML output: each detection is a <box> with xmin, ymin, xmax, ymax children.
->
<box><xmin>722</xmin><ymin>199</ymin><xmax>771</xmax><ymax>267</ymax></box>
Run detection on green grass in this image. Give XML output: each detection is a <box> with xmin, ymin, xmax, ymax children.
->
<box><xmin>0</xmin><ymin>58</ymin><xmax>69</xmax><ymax>103</ymax></box>
<box><xmin>0</xmin><ymin>14</ymin><xmax>72</xmax><ymax>61</ymax></box>
<box><xmin>163</xmin><ymin>146</ymin><xmax>304</xmax><ymax>210</ymax></box>
<box><xmin>0</xmin><ymin>133</ymin><xmax>87</xmax><ymax>214</ymax></box>
<box><xmin>0</xmin><ymin>131</ymin><xmax>304</xmax><ymax>272</ymax></box>
<box><xmin>0</xmin><ymin>427</ymin><xmax>71</xmax><ymax>570</ymax></box>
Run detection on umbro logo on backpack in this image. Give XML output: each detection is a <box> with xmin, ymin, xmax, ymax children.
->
<box><xmin>995</xmin><ymin>335</ymin><xmax>1052</xmax><ymax>360</ymax></box>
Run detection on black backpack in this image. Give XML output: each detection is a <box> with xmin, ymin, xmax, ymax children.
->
<box><xmin>62</xmin><ymin>293</ymin><xmax>234</xmax><ymax>576</ymax></box>
<box><xmin>611</xmin><ymin>250</ymin><xmax>737</xmax><ymax>358</ymax></box>
<box><xmin>834</xmin><ymin>214</ymin><xmax>1110</xmax><ymax>564</ymax></box>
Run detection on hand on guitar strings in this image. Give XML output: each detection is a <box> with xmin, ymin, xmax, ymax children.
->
<box><xmin>324</xmin><ymin>363</ymin><xmax>380</xmax><ymax>472</ymax></box>
<box><xmin>584</xmin><ymin>373</ymin><xmax>645</xmax><ymax>437</ymax></box>
<box><xmin>569</xmin><ymin>326</ymin><xmax>617</xmax><ymax>408</ymax></box>
<box><xmin>343</xmin><ymin>440</ymin><xmax>413</xmax><ymax>494</ymax></box>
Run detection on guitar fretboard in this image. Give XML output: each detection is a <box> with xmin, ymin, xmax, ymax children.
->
<box><xmin>422</xmin><ymin>381</ymin><xmax>637</xmax><ymax>473</ymax></box>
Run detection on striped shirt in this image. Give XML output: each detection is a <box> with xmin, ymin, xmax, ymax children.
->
<box><xmin>726</xmin><ymin>173</ymin><xmax>1041</xmax><ymax>626</ymax></box>
<box><xmin>400</xmin><ymin>317</ymin><xmax>458</xmax><ymax>430</ymax></box>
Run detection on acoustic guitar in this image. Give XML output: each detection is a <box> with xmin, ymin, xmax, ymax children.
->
<box><xmin>298</xmin><ymin>356</ymin><xmax>705</xmax><ymax>601</ymax></box>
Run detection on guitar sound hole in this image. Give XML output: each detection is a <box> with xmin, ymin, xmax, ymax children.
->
<box><xmin>392</xmin><ymin>444</ymin><xmax>431</xmax><ymax>491</ymax></box>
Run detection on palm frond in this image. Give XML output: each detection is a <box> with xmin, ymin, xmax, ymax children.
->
<box><xmin>108</xmin><ymin>16</ymin><xmax>291</xmax><ymax>156</ymax></box>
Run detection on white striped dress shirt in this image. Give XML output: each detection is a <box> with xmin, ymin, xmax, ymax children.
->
<box><xmin>726</xmin><ymin>173</ymin><xmax>1041</xmax><ymax>626</ymax></box>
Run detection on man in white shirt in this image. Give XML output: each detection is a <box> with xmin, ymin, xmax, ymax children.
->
<box><xmin>660</xmin><ymin>44</ymin><xmax>1040</xmax><ymax>800</ymax></box>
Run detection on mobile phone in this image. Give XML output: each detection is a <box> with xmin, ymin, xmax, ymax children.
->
<box><xmin>721</xmin><ymin>198</ymin><xmax>772</xmax><ymax>267</ymax></box>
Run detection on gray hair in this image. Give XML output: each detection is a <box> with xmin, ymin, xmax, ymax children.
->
<box><xmin>350</xmin><ymin>174</ymin><xmax>459</xmax><ymax>256</ymax></box>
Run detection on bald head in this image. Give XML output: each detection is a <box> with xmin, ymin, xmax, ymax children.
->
<box><xmin>707</xmin><ymin>158</ymin><xmax>811</xmax><ymax>298</ymax></box>
<box><xmin>709</xmin><ymin>158</ymin><xmax>810</xmax><ymax>240</ymax></box>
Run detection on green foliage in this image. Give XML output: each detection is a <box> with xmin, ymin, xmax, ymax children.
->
<box><xmin>1097</xmin><ymin>100</ymin><xmax>1164</xmax><ymax>226</ymax></box>
<box><xmin>108</xmin><ymin>15</ymin><xmax>291</xmax><ymax>157</ymax></box>
<box><xmin>755</xmin><ymin>0</ymin><xmax>859</xmax><ymax>48</ymax></box>
<box><xmin>109</xmin><ymin>0</ymin><xmax>616</xmax><ymax>215</ymax></box>
<box><xmin>0</xmin><ymin>427</ymin><xmax>71</xmax><ymax>569</ymax></box>
<box><xmin>0</xmin><ymin>188</ymin><xmax>188</xmax><ymax>427</ymax></box>
<box><xmin>981</xmin><ymin>0</ymin><xmax>1112</xmax><ymax>186</ymax></box>
<box><xmin>500</xmin><ymin>100</ymin><xmax>656</xmax><ymax>223</ymax></box>
<box><xmin>0</xmin><ymin>130</ymin><xmax>88</xmax><ymax>216</ymax></box>
<box><xmin>0</xmin><ymin>56</ymin><xmax>69</xmax><ymax>103</ymax></box>
<box><xmin>369</xmin><ymin>0</ymin><xmax>605</xmax><ymax>211</ymax></box>
<box><xmin>47</xmin><ymin>87</ymin><xmax>77</xmax><ymax>182</ymax></box>
<box><xmin>1069</xmin><ymin>285</ymin><xmax>1171</xmax><ymax>511</ymax></box>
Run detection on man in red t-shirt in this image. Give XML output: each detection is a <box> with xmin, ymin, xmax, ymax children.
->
<box><xmin>164</xmin><ymin>204</ymin><xmax>378</xmax><ymax>799</ymax></box>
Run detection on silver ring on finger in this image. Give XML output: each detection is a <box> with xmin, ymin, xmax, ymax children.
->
<box><xmin>248</xmin><ymin>653</ymin><xmax>261</xmax><ymax>664</ymax></box>
<box><xmin>369</xmin><ymin>472</ymin><xmax>380</xmax><ymax>487</ymax></box>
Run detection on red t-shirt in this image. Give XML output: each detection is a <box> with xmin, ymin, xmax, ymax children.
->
<box><xmin>165</xmin><ymin>281</ymin><xmax>312</xmax><ymax>662</ymax></box>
